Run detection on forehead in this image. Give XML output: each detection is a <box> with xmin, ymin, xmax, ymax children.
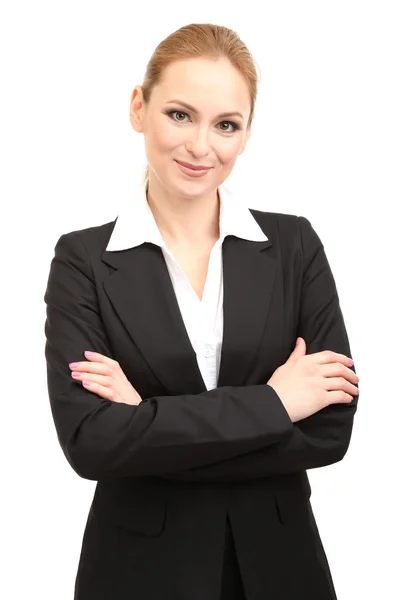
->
<box><xmin>152</xmin><ymin>57</ymin><xmax>250</xmax><ymax>109</ymax></box>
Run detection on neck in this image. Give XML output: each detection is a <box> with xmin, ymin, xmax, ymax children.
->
<box><xmin>146</xmin><ymin>175</ymin><xmax>220</xmax><ymax>246</ymax></box>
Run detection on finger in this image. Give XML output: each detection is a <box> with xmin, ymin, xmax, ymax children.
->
<box><xmin>311</xmin><ymin>350</ymin><xmax>354</xmax><ymax>367</ymax></box>
<box><xmin>325</xmin><ymin>390</ymin><xmax>355</xmax><ymax>405</ymax></box>
<box><xmin>323</xmin><ymin>377</ymin><xmax>359</xmax><ymax>395</ymax></box>
<box><xmin>320</xmin><ymin>363</ymin><xmax>359</xmax><ymax>384</ymax></box>
<box><xmin>84</xmin><ymin>351</ymin><xmax>118</xmax><ymax>367</ymax></box>
<box><xmin>81</xmin><ymin>380</ymin><xmax>121</xmax><ymax>402</ymax></box>
<box><xmin>71</xmin><ymin>371</ymin><xmax>113</xmax><ymax>387</ymax></box>
<box><xmin>69</xmin><ymin>361</ymin><xmax>110</xmax><ymax>374</ymax></box>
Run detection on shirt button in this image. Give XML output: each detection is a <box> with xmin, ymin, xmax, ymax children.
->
<box><xmin>203</xmin><ymin>345</ymin><xmax>214</xmax><ymax>358</ymax></box>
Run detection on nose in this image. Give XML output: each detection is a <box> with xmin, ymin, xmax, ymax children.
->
<box><xmin>185</xmin><ymin>126</ymin><xmax>212</xmax><ymax>157</ymax></box>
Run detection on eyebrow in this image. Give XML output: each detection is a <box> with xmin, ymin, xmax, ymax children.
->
<box><xmin>165</xmin><ymin>99</ymin><xmax>244</xmax><ymax>120</ymax></box>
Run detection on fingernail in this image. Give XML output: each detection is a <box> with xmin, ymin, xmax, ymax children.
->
<box><xmin>348</xmin><ymin>358</ymin><xmax>354</xmax><ymax>365</ymax></box>
<box><xmin>69</xmin><ymin>362</ymin><xmax>79</xmax><ymax>368</ymax></box>
<box><xmin>85</xmin><ymin>351</ymin><xmax>94</xmax><ymax>356</ymax></box>
<box><xmin>82</xmin><ymin>380</ymin><xmax>92</xmax><ymax>386</ymax></box>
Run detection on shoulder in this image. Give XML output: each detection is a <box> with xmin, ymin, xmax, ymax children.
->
<box><xmin>249</xmin><ymin>207</ymin><xmax>299</xmax><ymax>230</ymax></box>
<box><xmin>52</xmin><ymin>218</ymin><xmax>117</xmax><ymax>256</ymax></box>
<box><xmin>248</xmin><ymin>208</ymin><xmax>318</xmax><ymax>249</ymax></box>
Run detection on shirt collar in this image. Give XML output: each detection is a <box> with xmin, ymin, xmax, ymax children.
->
<box><xmin>106</xmin><ymin>178</ymin><xmax>268</xmax><ymax>252</ymax></box>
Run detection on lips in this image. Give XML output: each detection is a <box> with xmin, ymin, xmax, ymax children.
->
<box><xmin>175</xmin><ymin>160</ymin><xmax>212</xmax><ymax>171</ymax></box>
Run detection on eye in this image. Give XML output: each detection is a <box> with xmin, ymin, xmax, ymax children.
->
<box><xmin>218</xmin><ymin>121</ymin><xmax>240</xmax><ymax>133</ymax></box>
<box><xmin>165</xmin><ymin>110</ymin><xmax>241</xmax><ymax>133</ymax></box>
<box><xmin>169</xmin><ymin>110</ymin><xmax>189</xmax><ymax>123</ymax></box>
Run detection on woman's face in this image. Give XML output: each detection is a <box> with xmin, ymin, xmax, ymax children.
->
<box><xmin>130</xmin><ymin>57</ymin><xmax>252</xmax><ymax>198</ymax></box>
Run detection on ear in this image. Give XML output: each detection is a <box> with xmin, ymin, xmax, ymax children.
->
<box><xmin>130</xmin><ymin>86</ymin><xmax>145</xmax><ymax>133</ymax></box>
<box><xmin>238</xmin><ymin>126</ymin><xmax>251</xmax><ymax>156</ymax></box>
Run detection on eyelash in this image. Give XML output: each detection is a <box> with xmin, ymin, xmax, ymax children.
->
<box><xmin>164</xmin><ymin>109</ymin><xmax>241</xmax><ymax>133</ymax></box>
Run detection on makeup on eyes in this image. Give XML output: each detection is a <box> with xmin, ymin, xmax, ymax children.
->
<box><xmin>163</xmin><ymin>109</ymin><xmax>242</xmax><ymax>133</ymax></box>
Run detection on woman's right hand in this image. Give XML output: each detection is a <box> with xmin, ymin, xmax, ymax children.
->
<box><xmin>267</xmin><ymin>338</ymin><xmax>359</xmax><ymax>423</ymax></box>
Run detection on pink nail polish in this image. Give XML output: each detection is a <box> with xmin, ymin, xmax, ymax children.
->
<box><xmin>82</xmin><ymin>380</ymin><xmax>92</xmax><ymax>386</ymax></box>
<box><xmin>69</xmin><ymin>362</ymin><xmax>79</xmax><ymax>368</ymax></box>
<box><xmin>85</xmin><ymin>351</ymin><xmax>94</xmax><ymax>356</ymax></box>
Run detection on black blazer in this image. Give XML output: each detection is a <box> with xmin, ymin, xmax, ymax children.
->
<box><xmin>44</xmin><ymin>209</ymin><xmax>358</xmax><ymax>600</ymax></box>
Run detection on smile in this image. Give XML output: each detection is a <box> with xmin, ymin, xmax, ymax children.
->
<box><xmin>175</xmin><ymin>160</ymin><xmax>213</xmax><ymax>178</ymax></box>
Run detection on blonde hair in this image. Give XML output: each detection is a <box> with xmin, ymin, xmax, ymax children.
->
<box><xmin>139</xmin><ymin>23</ymin><xmax>260</xmax><ymax>182</ymax></box>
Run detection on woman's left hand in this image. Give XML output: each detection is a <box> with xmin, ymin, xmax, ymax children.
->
<box><xmin>69</xmin><ymin>351</ymin><xmax>143</xmax><ymax>406</ymax></box>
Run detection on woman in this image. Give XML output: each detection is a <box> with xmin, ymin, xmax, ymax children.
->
<box><xmin>44</xmin><ymin>23</ymin><xmax>359</xmax><ymax>600</ymax></box>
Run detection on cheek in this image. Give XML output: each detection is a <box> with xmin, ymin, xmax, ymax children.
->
<box><xmin>145</xmin><ymin>116</ymin><xmax>180</xmax><ymax>152</ymax></box>
<box><xmin>145</xmin><ymin>121</ymin><xmax>244</xmax><ymax>164</ymax></box>
<box><xmin>146</xmin><ymin>129</ymin><xmax>176</xmax><ymax>153</ymax></box>
<box><xmin>216</xmin><ymin>140</ymin><xmax>243</xmax><ymax>165</ymax></box>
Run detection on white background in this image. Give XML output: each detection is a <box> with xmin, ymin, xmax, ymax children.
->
<box><xmin>1</xmin><ymin>1</ymin><xmax>399</xmax><ymax>598</ymax></box>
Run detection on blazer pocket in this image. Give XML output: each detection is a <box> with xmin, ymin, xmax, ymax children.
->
<box><xmin>273</xmin><ymin>484</ymin><xmax>311</xmax><ymax>527</ymax></box>
<box><xmin>92</xmin><ymin>481</ymin><xmax>167</xmax><ymax>537</ymax></box>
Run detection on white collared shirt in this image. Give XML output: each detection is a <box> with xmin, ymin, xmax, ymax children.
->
<box><xmin>106</xmin><ymin>179</ymin><xmax>268</xmax><ymax>390</ymax></box>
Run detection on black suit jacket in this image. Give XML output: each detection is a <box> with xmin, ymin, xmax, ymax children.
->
<box><xmin>44</xmin><ymin>209</ymin><xmax>358</xmax><ymax>600</ymax></box>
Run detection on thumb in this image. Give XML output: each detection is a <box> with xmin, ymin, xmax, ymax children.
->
<box><xmin>288</xmin><ymin>337</ymin><xmax>306</xmax><ymax>361</ymax></box>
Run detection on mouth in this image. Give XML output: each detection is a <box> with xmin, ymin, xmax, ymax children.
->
<box><xmin>175</xmin><ymin>160</ymin><xmax>212</xmax><ymax>171</ymax></box>
<box><xmin>175</xmin><ymin>160</ymin><xmax>213</xmax><ymax>178</ymax></box>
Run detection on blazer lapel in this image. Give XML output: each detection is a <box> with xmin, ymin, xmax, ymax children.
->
<box><xmin>101</xmin><ymin>242</ymin><xmax>207</xmax><ymax>395</ymax></box>
<box><xmin>217</xmin><ymin>235</ymin><xmax>275</xmax><ymax>387</ymax></box>
<box><xmin>101</xmin><ymin>233</ymin><xmax>275</xmax><ymax>395</ymax></box>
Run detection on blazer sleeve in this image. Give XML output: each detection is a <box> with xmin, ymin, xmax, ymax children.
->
<box><xmin>44</xmin><ymin>231</ymin><xmax>295</xmax><ymax>481</ymax></box>
<box><xmin>159</xmin><ymin>216</ymin><xmax>359</xmax><ymax>482</ymax></box>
